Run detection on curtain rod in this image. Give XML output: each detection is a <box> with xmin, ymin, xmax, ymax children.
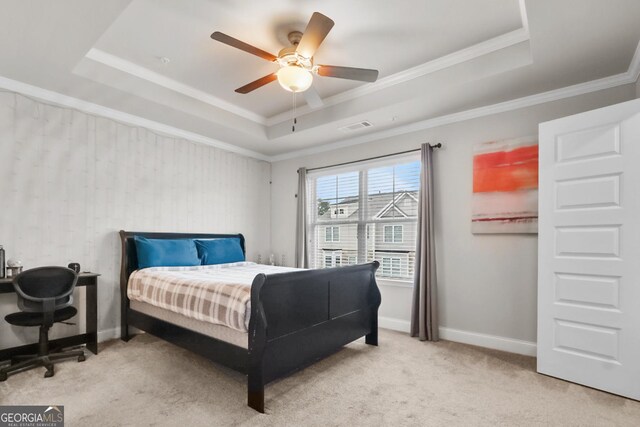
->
<box><xmin>303</xmin><ymin>143</ymin><xmax>441</xmax><ymax>173</ymax></box>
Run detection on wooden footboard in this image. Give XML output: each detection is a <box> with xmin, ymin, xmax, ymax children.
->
<box><xmin>247</xmin><ymin>262</ymin><xmax>381</xmax><ymax>412</ymax></box>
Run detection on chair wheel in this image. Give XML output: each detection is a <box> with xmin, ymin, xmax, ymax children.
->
<box><xmin>44</xmin><ymin>368</ymin><xmax>54</xmax><ymax>378</ymax></box>
<box><xmin>0</xmin><ymin>372</ymin><xmax>7</xmax><ymax>381</ymax></box>
<box><xmin>78</xmin><ymin>354</ymin><xmax>86</xmax><ymax>362</ymax></box>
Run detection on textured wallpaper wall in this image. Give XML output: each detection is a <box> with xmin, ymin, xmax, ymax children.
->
<box><xmin>0</xmin><ymin>92</ymin><xmax>271</xmax><ymax>347</ymax></box>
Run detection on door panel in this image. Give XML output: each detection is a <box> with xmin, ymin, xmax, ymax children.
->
<box><xmin>554</xmin><ymin>272</ymin><xmax>620</xmax><ymax>309</ymax></box>
<box><xmin>538</xmin><ymin>98</ymin><xmax>640</xmax><ymax>400</ymax></box>
<box><xmin>555</xmin><ymin>174</ymin><xmax>620</xmax><ymax>210</ymax></box>
<box><xmin>555</xmin><ymin>123</ymin><xmax>620</xmax><ymax>162</ymax></box>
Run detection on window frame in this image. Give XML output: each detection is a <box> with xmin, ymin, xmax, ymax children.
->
<box><xmin>307</xmin><ymin>153</ymin><xmax>420</xmax><ymax>283</ymax></box>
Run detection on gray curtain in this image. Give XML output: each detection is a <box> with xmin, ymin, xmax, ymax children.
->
<box><xmin>295</xmin><ymin>167</ymin><xmax>309</xmax><ymax>268</ymax></box>
<box><xmin>411</xmin><ymin>144</ymin><xmax>439</xmax><ymax>341</ymax></box>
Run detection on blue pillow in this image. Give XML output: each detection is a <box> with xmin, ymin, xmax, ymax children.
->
<box><xmin>195</xmin><ymin>238</ymin><xmax>245</xmax><ymax>265</ymax></box>
<box><xmin>134</xmin><ymin>237</ymin><xmax>201</xmax><ymax>269</ymax></box>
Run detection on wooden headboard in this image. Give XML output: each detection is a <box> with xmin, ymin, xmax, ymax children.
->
<box><xmin>119</xmin><ymin>230</ymin><xmax>245</xmax><ymax>279</ymax></box>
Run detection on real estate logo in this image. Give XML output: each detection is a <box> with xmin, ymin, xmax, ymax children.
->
<box><xmin>0</xmin><ymin>405</ymin><xmax>64</xmax><ymax>427</ymax></box>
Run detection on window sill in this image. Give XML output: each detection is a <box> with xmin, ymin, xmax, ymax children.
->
<box><xmin>377</xmin><ymin>278</ymin><xmax>414</xmax><ymax>288</ymax></box>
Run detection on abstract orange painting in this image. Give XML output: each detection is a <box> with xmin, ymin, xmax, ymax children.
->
<box><xmin>472</xmin><ymin>137</ymin><xmax>538</xmax><ymax>233</ymax></box>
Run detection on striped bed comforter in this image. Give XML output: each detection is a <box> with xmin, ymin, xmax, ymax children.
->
<box><xmin>127</xmin><ymin>262</ymin><xmax>298</xmax><ymax>332</ymax></box>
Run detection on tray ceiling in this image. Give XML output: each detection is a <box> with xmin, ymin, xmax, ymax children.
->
<box><xmin>89</xmin><ymin>0</ymin><xmax>523</xmax><ymax>118</ymax></box>
<box><xmin>0</xmin><ymin>0</ymin><xmax>639</xmax><ymax>159</ymax></box>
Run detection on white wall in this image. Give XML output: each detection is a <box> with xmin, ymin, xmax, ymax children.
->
<box><xmin>1</xmin><ymin>82</ymin><xmax>636</xmax><ymax>355</ymax></box>
<box><xmin>0</xmin><ymin>92</ymin><xmax>271</xmax><ymax>348</ymax></box>
<box><xmin>636</xmin><ymin>75</ymin><xmax>640</xmax><ymax>98</ymax></box>
<box><xmin>270</xmin><ymin>84</ymin><xmax>636</xmax><ymax>352</ymax></box>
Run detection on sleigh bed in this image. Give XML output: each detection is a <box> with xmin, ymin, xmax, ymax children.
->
<box><xmin>119</xmin><ymin>230</ymin><xmax>381</xmax><ymax>413</ymax></box>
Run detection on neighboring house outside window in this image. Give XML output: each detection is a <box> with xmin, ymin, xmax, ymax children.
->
<box><xmin>383</xmin><ymin>225</ymin><xmax>403</xmax><ymax>243</ymax></box>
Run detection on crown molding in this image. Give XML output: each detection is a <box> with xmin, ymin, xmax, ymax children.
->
<box><xmin>82</xmin><ymin>1</ymin><xmax>532</xmax><ymax>130</ymax></box>
<box><xmin>85</xmin><ymin>48</ymin><xmax>268</xmax><ymax>125</ymax></box>
<box><xmin>265</xmin><ymin>28</ymin><xmax>531</xmax><ymax>126</ymax></box>
<box><xmin>628</xmin><ymin>38</ymin><xmax>640</xmax><ymax>83</ymax></box>
<box><xmin>0</xmin><ymin>74</ymin><xmax>271</xmax><ymax>161</ymax></box>
<box><xmin>268</xmin><ymin>70</ymin><xmax>637</xmax><ymax>162</ymax></box>
<box><xmin>518</xmin><ymin>0</ymin><xmax>530</xmax><ymax>34</ymax></box>
<box><xmin>2</xmin><ymin>35</ymin><xmax>638</xmax><ymax>165</ymax></box>
<box><xmin>86</xmin><ymin>28</ymin><xmax>530</xmax><ymax>130</ymax></box>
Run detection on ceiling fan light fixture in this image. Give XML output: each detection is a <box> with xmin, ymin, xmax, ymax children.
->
<box><xmin>277</xmin><ymin>65</ymin><xmax>313</xmax><ymax>93</ymax></box>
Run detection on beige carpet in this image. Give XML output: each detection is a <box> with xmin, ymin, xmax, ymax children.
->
<box><xmin>1</xmin><ymin>329</ymin><xmax>639</xmax><ymax>426</ymax></box>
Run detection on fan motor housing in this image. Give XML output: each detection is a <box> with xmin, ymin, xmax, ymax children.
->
<box><xmin>278</xmin><ymin>46</ymin><xmax>298</xmax><ymax>58</ymax></box>
<box><xmin>287</xmin><ymin>31</ymin><xmax>303</xmax><ymax>46</ymax></box>
<box><xmin>277</xmin><ymin>46</ymin><xmax>313</xmax><ymax>69</ymax></box>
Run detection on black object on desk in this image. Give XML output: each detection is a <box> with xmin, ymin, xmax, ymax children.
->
<box><xmin>0</xmin><ymin>271</ymin><xmax>99</xmax><ymax>361</ymax></box>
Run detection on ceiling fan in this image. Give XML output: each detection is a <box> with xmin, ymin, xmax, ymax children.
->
<box><xmin>210</xmin><ymin>12</ymin><xmax>379</xmax><ymax>96</ymax></box>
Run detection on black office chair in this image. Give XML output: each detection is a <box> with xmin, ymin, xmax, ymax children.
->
<box><xmin>0</xmin><ymin>267</ymin><xmax>85</xmax><ymax>381</ymax></box>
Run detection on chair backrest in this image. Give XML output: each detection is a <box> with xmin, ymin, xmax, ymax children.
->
<box><xmin>12</xmin><ymin>266</ymin><xmax>78</xmax><ymax>313</ymax></box>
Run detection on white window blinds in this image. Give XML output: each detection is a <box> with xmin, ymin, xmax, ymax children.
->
<box><xmin>306</xmin><ymin>156</ymin><xmax>420</xmax><ymax>281</ymax></box>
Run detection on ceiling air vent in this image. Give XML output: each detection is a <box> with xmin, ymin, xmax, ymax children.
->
<box><xmin>339</xmin><ymin>120</ymin><xmax>373</xmax><ymax>132</ymax></box>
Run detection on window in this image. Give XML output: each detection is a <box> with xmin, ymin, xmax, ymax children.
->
<box><xmin>307</xmin><ymin>157</ymin><xmax>420</xmax><ymax>281</ymax></box>
<box><xmin>331</xmin><ymin>206</ymin><xmax>348</xmax><ymax>218</ymax></box>
<box><xmin>381</xmin><ymin>257</ymin><xmax>401</xmax><ymax>277</ymax></box>
<box><xmin>323</xmin><ymin>250</ymin><xmax>342</xmax><ymax>267</ymax></box>
<box><xmin>383</xmin><ymin>225</ymin><xmax>403</xmax><ymax>243</ymax></box>
<box><xmin>325</xmin><ymin>226</ymin><xmax>340</xmax><ymax>242</ymax></box>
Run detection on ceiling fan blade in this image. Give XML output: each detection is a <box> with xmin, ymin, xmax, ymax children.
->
<box><xmin>235</xmin><ymin>73</ymin><xmax>277</xmax><ymax>94</ymax></box>
<box><xmin>317</xmin><ymin>65</ymin><xmax>379</xmax><ymax>82</ymax></box>
<box><xmin>303</xmin><ymin>86</ymin><xmax>324</xmax><ymax>109</ymax></box>
<box><xmin>211</xmin><ymin>31</ymin><xmax>277</xmax><ymax>62</ymax></box>
<box><xmin>296</xmin><ymin>12</ymin><xmax>335</xmax><ymax>59</ymax></box>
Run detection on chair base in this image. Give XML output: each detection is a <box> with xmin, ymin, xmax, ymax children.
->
<box><xmin>0</xmin><ymin>348</ymin><xmax>85</xmax><ymax>381</ymax></box>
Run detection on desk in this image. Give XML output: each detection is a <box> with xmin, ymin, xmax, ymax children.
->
<box><xmin>0</xmin><ymin>272</ymin><xmax>99</xmax><ymax>360</ymax></box>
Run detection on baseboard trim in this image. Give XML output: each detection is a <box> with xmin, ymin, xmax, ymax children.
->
<box><xmin>378</xmin><ymin>316</ymin><xmax>537</xmax><ymax>356</ymax></box>
<box><xmin>101</xmin><ymin>320</ymin><xmax>537</xmax><ymax>357</ymax></box>
<box><xmin>97</xmin><ymin>327</ymin><xmax>121</xmax><ymax>343</ymax></box>
<box><xmin>379</xmin><ymin>316</ymin><xmax>411</xmax><ymax>333</ymax></box>
<box><xmin>439</xmin><ymin>327</ymin><xmax>537</xmax><ymax>357</ymax></box>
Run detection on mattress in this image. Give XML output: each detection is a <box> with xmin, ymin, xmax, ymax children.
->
<box><xmin>127</xmin><ymin>262</ymin><xmax>298</xmax><ymax>332</ymax></box>
<box><xmin>130</xmin><ymin>300</ymin><xmax>248</xmax><ymax>348</ymax></box>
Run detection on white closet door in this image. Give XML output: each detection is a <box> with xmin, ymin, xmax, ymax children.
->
<box><xmin>538</xmin><ymin>98</ymin><xmax>640</xmax><ymax>400</ymax></box>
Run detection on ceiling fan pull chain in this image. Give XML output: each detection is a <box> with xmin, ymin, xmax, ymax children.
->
<box><xmin>292</xmin><ymin>91</ymin><xmax>297</xmax><ymax>132</ymax></box>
